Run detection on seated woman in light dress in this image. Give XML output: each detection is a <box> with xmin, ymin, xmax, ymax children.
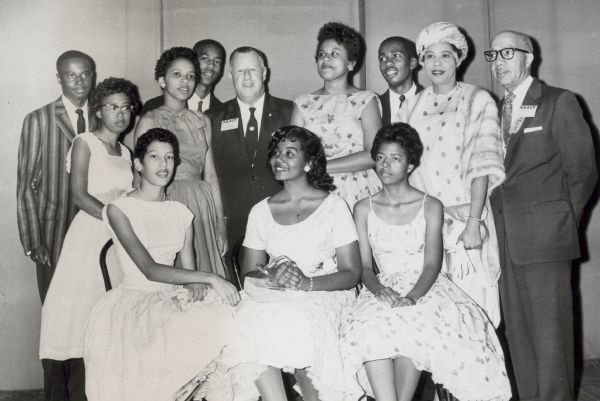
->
<box><xmin>340</xmin><ymin>123</ymin><xmax>511</xmax><ymax>401</ymax></box>
<box><xmin>400</xmin><ymin>22</ymin><xmax>505</xmax><ymax>324</ymax></box>
<box><xmin>291</xmin><ymin>22</ymin><xmax>382</xmax><ymax>208</ymax></box>
<box><xmin>227</xmin><ymin>125</ymin><xmax>361</xmax><ymax>401</ymax></box>
<box><xmin>84</xmin><ymin>129</ymin><xmax>241</xmax><ymax>401</ymax></box>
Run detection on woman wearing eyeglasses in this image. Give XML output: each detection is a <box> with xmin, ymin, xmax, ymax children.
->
<box><xmin>134</xmin><ymin>47</ymin><xmax>231</xmax><ymax>282</ymax></box>
<box><xmin>39</xmin><ymin>77</ymin><xmax>139</xmax><ymax>391</ymax></box>
<box><xmin>400</xmin><ymin>22</ymin><xmax>505</xmax><ymax>326</ymax></box>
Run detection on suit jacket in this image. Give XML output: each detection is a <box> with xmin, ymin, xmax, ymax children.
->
<box><xmin>379</xmin><ymin>83</ymin><xmax>423</xmax><ymax>126</ymax></box>
<box><xmin>490</xmin><ymin>78</ymin><xmax>597</xmax><ymax>265</ymax></box>
<box><xmin>141</xmin><ymin>92</ymin><xmax>222</xmax><ymax>115</ymax></box>
<box><xmin>209</xmin><ymin>93</ymin><xmax>293</xmax><ymax>247</ymax></box>
<box><xmin>16</xmin><ymin>97</ymin><xmax>98</xmax><ymax>266</ymax></box>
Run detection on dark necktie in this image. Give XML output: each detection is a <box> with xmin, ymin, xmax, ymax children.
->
<box><xmin>398</xmin><ymin>94</ymin><xmax>406</xmax><ymax>109</ymax></box>
<box><xmin>197</xmin><ymin>100</ymin><xmax>203</xmax><ymax>112</ymax></box>
<box><xmin>75</xmin><ymin>109</ymin><xmax>85</xmax><ymax>134</ymax></box>
<box><xmin>502</xmin><ymin>91</ymin><xmax>516</xmax><ymax>147</ymax></box>
<box><xmin>245</xmin><ymin>107</ymin><xmax>259</xmax><ymax>162</ymax></box>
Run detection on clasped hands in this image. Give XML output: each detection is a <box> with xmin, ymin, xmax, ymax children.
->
<box><xmin>257</xmin><ymin>255</ymin><xmax>309</xmax><ymax>291</ymax></box>
<box><xmin>375</xmin><ymin>286</ymin><xmax>415</xmax><ymax>308</ymax></box>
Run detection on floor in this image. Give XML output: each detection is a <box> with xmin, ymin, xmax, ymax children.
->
<box><xmin>1</xmin><ymin>359</ymin><xmax>599</xmax><ymax>400</ymax></box>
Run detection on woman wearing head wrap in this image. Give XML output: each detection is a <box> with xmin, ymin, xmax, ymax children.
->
<box><xmin>400</xmin><ymin>22</ymin><xmax>505</xmax><ymax>326</ymax></box>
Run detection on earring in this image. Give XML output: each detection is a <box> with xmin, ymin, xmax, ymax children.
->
<box><xmin>348</xmin><ymin>65</ymin><xmax>353</xmax><ymax>71</ymax></box>
<box><xmin>303</xmin><ymin>165</ymin><xmax>311</xmax><ymax>172</ymax></box>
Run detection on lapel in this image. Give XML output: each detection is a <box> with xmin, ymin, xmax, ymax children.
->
<box><xmin>505</xmin><ymin>78</ymin><xmax>543</xmax><ymax>166</ymax></box>
<box><xmin>256</xmin><ymin>93</ymin><xmax>277</xmax><ymax>167</ymax></box>
<box><xmin>54</xmin><ymin>97</ymin><xmax>77</xmax><ymax>142</ymax></box>
<box><xmin>210</xmin><ymin>92</ymin><xmax>222</xmax><ymax>108</ymax></box>
<box><xmin>379</xmin><ymin>90</ymin><xmax>391</xmax><ymax>126</ymax></box>
<box><xmin>223</xmin><ymin>100</ymin><xmax>252</xmax><ymax>167</ymax></box>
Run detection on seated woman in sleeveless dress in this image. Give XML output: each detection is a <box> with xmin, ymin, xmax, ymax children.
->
<box><xmin>340</xmin><ymin>123</ymin><xmax>511</xmax><ymax>401</ymax></box>
<box><xmin>225</xmin><ymin>125</ymin><xmax>362</xmax><ymax>401</ymax></box>
<box><xmin>84</xmin><ymin>128</ymin><xmax>241</xmax><ymax>401</ymax></box>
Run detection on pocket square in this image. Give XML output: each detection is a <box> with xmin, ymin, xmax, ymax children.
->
<box><xmin>524</xmin><ymin>126</ymin><xmax>543</xmax><ymax>134</ymax></box>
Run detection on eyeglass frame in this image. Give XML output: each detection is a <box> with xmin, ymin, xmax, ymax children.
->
<box><xmin>484</xmin><ymin>47</ymin><xmax>530</xmax><ymax>62</ymax></box>
<box><xmin>60</xmin><ymin>71</ymin><xmax>94</xmax><ymax>82</ymax></box>
<box><xmin>100</xmin><ymin>103</ymin><xmax>134</xmax><ymax>113</ymax></box>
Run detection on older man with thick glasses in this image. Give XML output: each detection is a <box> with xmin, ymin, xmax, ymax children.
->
<box><xmin>17</xmin><ymin>49</ymin><xmax>96</xmax><ymax>401</ymax></box>
<box><xmin>487</xmin><ymin>30</ymin><xmax>597</xmax><ymax>401</ymax></box>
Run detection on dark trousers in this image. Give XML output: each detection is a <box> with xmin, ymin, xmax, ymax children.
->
<box><xmin>37</xmin><ymin>262</ymin><xmax>55</xmax><ymax>303</ymax></box>
<box><xmin>42</xmin><ymin>358</ymin><xmax>87</xmax><ymax>401</ymax></box>
<box><xmin>499</xmin><ymin>243</ymin><xmax>574</xmax><ymax>401</ymax></box>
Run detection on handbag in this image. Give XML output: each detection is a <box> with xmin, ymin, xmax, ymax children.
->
<box><xmin>442</xmin><ymin>204</ymin><xmax>489</xmax><ymax>279</ymax></box>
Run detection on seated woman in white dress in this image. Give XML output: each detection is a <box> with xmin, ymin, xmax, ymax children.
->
<box><xmin>84</xmin><ymin>128</ymin><xmax>241</xmax><ymax>401</ymax></box>
<box><xmin>340</xmin><ymin>123</ymin><xmax>511</xmax><ymax>401</ymax></box>
<box><xmin>39</xmin><ymin>77</ymin><xmax>139</xmax><ymax>398</ymax></box>
<box><xmin>229</xmin><ymin>125</ymin><xmax>362</xmax><ymax>401</ymax></box>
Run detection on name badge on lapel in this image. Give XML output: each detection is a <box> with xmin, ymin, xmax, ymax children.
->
<box><xmin>221</xmin><ymin>118</ymin><xmax>239</xmax><ymax>131</ymax></box>
<box><xmin>520</xmin><ymin>105</ymin><xmax>537</xmax><ymax>118</ymax></box>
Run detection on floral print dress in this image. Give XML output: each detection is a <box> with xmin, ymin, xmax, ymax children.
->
<box><xmin>294</xmin><ymin>91</ymin><xmax>381</xmax><ymax>208</ymax></box>
<box><xmin>340</xmin><ymin>196</ymin><xmax>511</xmax><ymax>401</ymax></box>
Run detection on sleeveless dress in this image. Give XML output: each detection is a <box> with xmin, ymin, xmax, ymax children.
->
<box><xmin>294</xmin><ymin>92</ymin><xmax>381</xmax><ymax>208</ymax></box>
<box><xmin>40</xmin><ymin>132</ymin><xmax>132</xmax><ymax>360</ymax></box>
<box><xmin>225</xmin><ymin>194</ymin><xmax>357</xmax><ymax>401</ymax></box>
<box><xmin>84</xmin><ymin>197</ymin><xmax>240</xmax><ymax>401</ymax></box>
<box><xmin>150</xmin><ymin>105</ymin><xmax>229</xmax><ymax>280</ymax></box>
<box><xmin>340</xmin><ymin>196</ymin><xmax>511</xmax><ymax>401</ymax></box>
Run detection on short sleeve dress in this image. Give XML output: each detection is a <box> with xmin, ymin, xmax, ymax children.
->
<box><xmin>149</xmin><ymin>106</ymin><xmax>230</xmax><ymax>280</ymax></box>
<box><xmin>40</xmin><ymin>132</ymin><xmax>132</xmax><ymax>361</ymax></box>
<box><xmin>294</xmin><ymin>92</ymin><xmax>381</xmax><ymax>208</ymax></box>
<box><xmin>84</xmin><ymin>197</ymin><xmax>241</xmax><ymax>401</ymax></box>
<box><xmin>340</xmin><ymin>196</ymin><xmax>511</xmax><ymax>401</ymax></box>
<box><xmin>226</xmin><ymin>194</ymin><xmax>358</xmax><ymax>401</ymax></box>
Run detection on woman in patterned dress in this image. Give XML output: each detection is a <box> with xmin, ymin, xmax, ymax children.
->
<box><xmin>400</xmin><ymin>22</ymin><xmax>505</xmax><ymax>324</ymax></box>
<box><xmin>340</xmin><ymin>123</ymin><xmax>511</xmax><ymax>401</ymax></box>
<box><xmin>291</xmin><ymin>22</ymin><xmax>382</xmax><ymax>208</ymax></box>
<box><xmin>134</xmin><ymin>47</ymin><xmax>231</xmax><ymax>281</ymax></box>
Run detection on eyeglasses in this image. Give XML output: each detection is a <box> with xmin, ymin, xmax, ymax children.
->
<box><xmin>101</xmin><ymin>104</ymin><xmax>134</xmax><ymax>113</ymax></box>
<box><xmin>484</xmin><ymin>47</ymin><xmax>530</xmax><ymax>62</ymax></box>
<box><xmin>61</xmin><ymin>71</ymin><xmax>93</xmax><ymax>82</ymax></box>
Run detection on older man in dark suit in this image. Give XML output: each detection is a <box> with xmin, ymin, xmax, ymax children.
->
<box><xmin>17</xmin><ymin>49</ymin><xmax>96</xmax><ymax>401</ymax></box>
<box><xmin>487</xmin><ymin>31</ymin><xmax>597</xmax><ymax>401</ymax></box>
<box><xmin>377</xmin><ymin>36</ymin><xmax>422</xmax><ymax>126</ymax></box>
<box><xmin>209</xmin><ymin>46</ymin><xmax>292</xmax><ymax>269</ymax></box>
<box><xmin>142</xmin><ymin>39</ymin><xmax>225</xmax><ymax>114</ymax></box>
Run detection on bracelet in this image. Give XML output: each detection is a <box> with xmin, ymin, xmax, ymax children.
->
<box><xmin>306</xmin><ymin>276</ymin><xmax>314</xmax><ymax>292</ymax></box>
<box><xmin>467</xmin><ymin>215</ymin><xmax>483</xmax><ymax>222</ymax></box>
<box><xmin>405</xmin><ymin>296</ymin><xmax>416</xmax><ymax>305</ymax></box>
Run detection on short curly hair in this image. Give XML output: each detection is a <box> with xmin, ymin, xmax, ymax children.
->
<box><xmin>267</xmin><ymin>125</ymin><xmax>336</xmax><ymax>192</ymax></box>
<box><xmin>371</xmin><ymin>123</ymin><xmax>423</xmax><ymax>174</ymax></box>
<box><xmin>134</xmin><ymin>128</ymin><xmax>181</xmax><ymax>166</ymax></box>
<box><xmin>315</xmin><ymin>22</ymin><xmax>364</xmax><ymax>65</ymax></box>
<box><xmin>89</xmin><ymin>77</ymin><xmax>141</xmax><ymax>114</ymax></box>
<box><xmin>154</xmin><ymin>46</ymin><xmax>201</xmax><ymax>85</ymax></box>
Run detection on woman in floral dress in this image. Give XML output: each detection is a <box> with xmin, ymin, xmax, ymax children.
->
<box><xmin>291</xmin><ymin>22</ymin><xmax>382</xmax><ymax>208</ymax></box>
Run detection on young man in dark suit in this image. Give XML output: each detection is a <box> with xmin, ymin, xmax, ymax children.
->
<box><xmin>377</xmin><ymin>36</ymin><xmax>422</xmax><ymax>126</ymax></box>
<box><xmin>142</xmin><ymin>39</ymin><xmax>225</xmax><ymax>114</ymax></box>
<box><xmin>209</xmin><ymin>46</ymin><xmax>292</xmax><ymax>265</ymax></box>
<box><xmin>17</xmin><ymin>49</ymin><xmax>96</xmax><ymax>401</ymax></box>
<box><xmin>487</xmin><ymin>30</ymin><xmax>597</xmax><ymax>401</ymax></box>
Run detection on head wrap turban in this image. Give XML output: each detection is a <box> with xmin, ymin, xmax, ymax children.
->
<box><xmin>416</xmin><ymin>22</ymin><xmax>468</xmax><ymax>65</ymax></box>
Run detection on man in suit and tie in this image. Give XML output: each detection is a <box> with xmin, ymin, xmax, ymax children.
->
<box><xmin>487</xmin><ymin>31</ymin><xmax>597</xmax><ymax>401</ymax></box>
<box><xmin>210</xmin><ymin>46</ymin><xmax>292</xmax><ymax>266</ymax></box>
<box><xmin>17</xmin><ymin>49</ymin><xmax>96</xmax><ymax>400</ymax></box>
<box><xmin>378</xmin><ymin>36</ymin><xmax>422</xmax><ymax>126</ymax></box>
<box><xmin>142</xmin><ymin>39</ymin><xmax>225</xmax><ymax>114</ymax></box>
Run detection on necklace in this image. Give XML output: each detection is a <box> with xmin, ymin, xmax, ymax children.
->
<box><xmin>282</xmin><ymin>191</ymin><xmax>302</xmax><ymax>220</ymax></box>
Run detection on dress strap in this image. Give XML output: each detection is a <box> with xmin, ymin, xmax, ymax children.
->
<box><xmin>369</xmin><ymin>196</ymin><xmax>373</xmax><ymax>210</ymax></box>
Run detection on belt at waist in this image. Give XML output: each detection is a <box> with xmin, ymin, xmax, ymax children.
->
<box><xmin>174</xmin><ymin>171</ymin><xmax>202</xmax><ymax>180</ymax></box>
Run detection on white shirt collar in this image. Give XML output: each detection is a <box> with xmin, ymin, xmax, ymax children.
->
<box><xmin>390</xmin><ymin>83</ymin><xmax>417</xmax><ymax>123</ymax></box>
<box><xmin>62</xmin><ymin>95</ymin><xmax>89</xmax><ymax>133</ymax></box>
<box><xmin>237</xmin><ymin>93</ymin><xmax>266</xmax><ymax>137</ymax></box>
<box><xmin>187</xmin><ymin>92</ymin><xmax>211</xmax><ymax>113</ymax></box>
